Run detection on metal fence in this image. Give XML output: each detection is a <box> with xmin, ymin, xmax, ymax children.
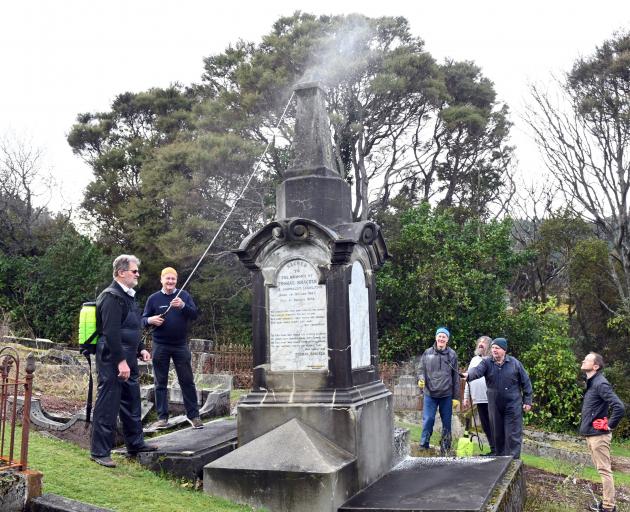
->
<box><xmin>202</xmin><ymin>344</ymin><xmax>253</xmax><ymax>388</ymax></box>
<box><xmin>0</xmin><ymin>347</ymin><xmax>35</xmax><ymax>471</ymax></box>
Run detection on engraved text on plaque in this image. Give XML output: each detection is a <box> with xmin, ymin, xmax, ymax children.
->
<box><xmin>269</xmin><ymin>259</ymin><xmax>328</xmax><ymax>371</ymax></box>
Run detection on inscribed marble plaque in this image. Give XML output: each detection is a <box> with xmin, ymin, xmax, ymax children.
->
<box><xmin>269</xmin><ymin>259</ymin><xmax>328</xmax><ymax>371</ymax></box>
<box><xmin>349</xmin><ymin>261</ymin><xmax>370</xmax><ymax>368</ymax></box>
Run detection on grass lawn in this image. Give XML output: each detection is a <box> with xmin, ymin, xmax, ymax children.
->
<box><xmin>28</xmin><ymin>431</ymin><xmax>251</xmax><ymax>512</ymax></box>
<box><xmin>20</xmin><ymin>420</ymin><xmax>629</xmax><ymax>512</ymax></box>
<box><xmin>612</xmin><ymin>439</ymin><xmax>630</xmax><ymax>458</ymax></box>
<box><xmin>522</xmin><ymin>452</ymin><xmax>630</xmax><ymax>487</ymax></box>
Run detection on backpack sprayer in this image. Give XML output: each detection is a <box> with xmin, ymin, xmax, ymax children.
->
<box><xmin>78</xmin><ymin>91</ymin><xmax>297</xmax><ymax>420</ymax></box>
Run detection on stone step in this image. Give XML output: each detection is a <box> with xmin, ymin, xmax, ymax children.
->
<box><xmin>30</xmin><ymin>493</ymin><xmax>113</xmax><ymax>512</ymax></box>
<box><xmin>131</xmin><ymin>418</ymin><xmax>238</xmax><ymax>480</ymax></box>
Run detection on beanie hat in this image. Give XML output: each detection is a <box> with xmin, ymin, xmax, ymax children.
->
<box><xmin>161</xmin><ymin>267</ymin><xmax>178</xmax><ymax>277</ymax></box>
<box><xmin>435</xmin><ymin>327</ymin><xmax>450</xmax><ymax>339</ymax></box>
<box><xmin>491</xmin><ymin>337</ymin><xmax>508</xmax><ymax>351</ymax></box>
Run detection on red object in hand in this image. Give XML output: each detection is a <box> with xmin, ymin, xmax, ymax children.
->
<box><xmin>592</xmin><ymin>417</ymin><xmax>609</xmax><ymax>431</ymax></box>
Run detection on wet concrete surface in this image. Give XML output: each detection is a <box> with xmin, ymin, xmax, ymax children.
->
<box><xmin>339</xmin><ymin>456</ymin><xmax>514</xmax><ymax>511</ymax></box>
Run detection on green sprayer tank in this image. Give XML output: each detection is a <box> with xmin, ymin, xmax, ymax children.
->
<box><xmin>78</xmin><ymin>301</ymin><xmax>97</xmax><ymax>347</ymax></box>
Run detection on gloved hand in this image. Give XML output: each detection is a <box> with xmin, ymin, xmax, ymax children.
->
<box><xmin>593</xmin><ymin>417</ymin><xmax>609</xmax><ymax>431</ymax></box>
<box><xmin>452</xmin><ymin>399</ymin><xmax>460</xmax><ymax>409</ymax></box>
<box><xmin>417</xmin><ymin>379</ymin><xmax>425</xmax><ymax>389</ymax></box>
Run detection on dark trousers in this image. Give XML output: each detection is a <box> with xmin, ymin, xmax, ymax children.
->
<box><xmin>91</xmin><ymin>342</ymin><xmax>145</xmax><ymax>458</ymax></box>
<box><xmin>153</xmin><ymin>343</ymin><xmax>199</xmax><ymax>420</ymax></box>
<box><xmin>489</xmin><ymin>397</ymin><xmax>523</xmax><ymax>458</ymax></box>
<box><xmin>476</xmin><ymin>402</ymin><xmax>496</xmax><ymax>453</ymax></box>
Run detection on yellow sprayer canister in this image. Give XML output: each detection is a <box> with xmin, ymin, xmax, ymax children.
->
<box><xmin>78</xmin><ymin>301</ymin><xmax>97</xmax><ymax>346</ymax></box>
<box><xmin>455</xmin><ymin>434</ymin><xmax>474</xmax><ymax>457</ymax></box>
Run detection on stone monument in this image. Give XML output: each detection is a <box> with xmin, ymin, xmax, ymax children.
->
<box><xmin>204</xmin><ymin>82</ymin><xmax>392</xmax><ymax>512</ymax></box>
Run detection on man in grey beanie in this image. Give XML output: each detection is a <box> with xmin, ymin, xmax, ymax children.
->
<box><xmin>462</xmin><ymin>337</ymin><xmax>532</xmax><ymax>458</ymax></box>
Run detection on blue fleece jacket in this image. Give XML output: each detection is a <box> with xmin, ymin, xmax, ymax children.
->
<box><xmin>142</xmin><ymin>289</ymin><xmax>198</xmax><ymax>345</ymax></box>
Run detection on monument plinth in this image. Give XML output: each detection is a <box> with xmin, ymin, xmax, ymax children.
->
<box><xmin>204</xmin><ymin>83</ymin><xmax>392</xmax><ymax>512</ymax></box>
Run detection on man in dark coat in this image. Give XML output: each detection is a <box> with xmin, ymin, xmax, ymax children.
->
<box><xmin>90</xmin><ymin>255</ymin><xmax>157</xmax><ymax>467</ymax></box>
<box><xmin>463</xmin><ymin>337</ymin><xmax>532</xmax><ymax>458</ymax></box>
<box><xmin>580</xmin><ymin>352</ymin><xmax>625</xmax><ymax>512</ymax></box>
<box><xmin>416</xmin><ymin>327</ymin><xmax>460</xmax><ymax>452</ymax></box>
<box><xmin>143</xmin><ymin>267</ymin><xmax>202</xmax><ymax>429</ymax></box>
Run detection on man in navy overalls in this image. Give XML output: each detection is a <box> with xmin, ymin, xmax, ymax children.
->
<box><xmin>464</xmin><ymin>337</ymin><xmax>532</xmax><ymax>458</ymax></box>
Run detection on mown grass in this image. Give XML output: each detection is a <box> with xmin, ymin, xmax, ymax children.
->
<box><xmin>27</xmin><ymin>431</ymin><xmax>251</xmax><ymax>512</ymax></box>
<box><xmin>612</xmin><ymin>439</ymin><xmax>630</xmax><ymax>458</ymax></box>
<box><xmin>522</xmin><ymin>452</ymin><xmax>630</xmax><ymax>487</ymax></box>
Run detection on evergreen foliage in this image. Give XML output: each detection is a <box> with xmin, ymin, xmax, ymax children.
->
<box><xmin>377</xmin><ymin>202</ymin><xmax>520</xmax><ymax>361</ymax></box>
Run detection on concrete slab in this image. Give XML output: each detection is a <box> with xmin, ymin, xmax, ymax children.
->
<box><xmin>133</xmin><ymin>418</ymin><xmax>237</xmax><ymax>480</ymax></box>
<box><xmin>339</xmin><ymin>456</ymin><xmax>519</xmax><ymax>511</ymax></box>
<box><xmin>204</xmin><ymin>418</ymin><xmax>358</xmax><ymax>512</ymax></box>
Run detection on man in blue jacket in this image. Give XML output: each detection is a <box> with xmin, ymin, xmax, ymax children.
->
<box><xmin>580</xmin><ymin>352</ymin><xmax>625</xmax><ymax>512</ymax></box>
<box><xmin>416</xmin><ymin>327</ymin><xmax>460</xmax><ymax>453</ymax></box>
<box><xmin>463</xmin><ymin>337</ymin><xmax>532</xmax><ymax>458</ymax></box>
<box><xmin>143</xmin><ymin>267</ymin><xmax>203</xmax><ymax>429</ymax></box>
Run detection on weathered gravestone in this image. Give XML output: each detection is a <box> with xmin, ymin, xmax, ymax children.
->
<box><xmin>204</xmin><ymin>82</ymin><xmax>392</xmax><ymax>512</ymax></box>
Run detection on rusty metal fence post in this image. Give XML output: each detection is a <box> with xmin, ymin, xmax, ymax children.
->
<box><xmin>0</xmin><ymin>347</ymin><xmax>35</xmax><ymax>471</ymax></box>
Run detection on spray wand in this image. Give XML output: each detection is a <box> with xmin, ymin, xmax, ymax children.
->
<box><xmin>159</xmin><ymin>91</ymin><xmax>296</xmax><ymax>318</ymax></box>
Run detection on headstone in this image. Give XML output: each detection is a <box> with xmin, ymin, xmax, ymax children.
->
<box><xmin>205</xmin><ymin>82</ymin><xmax>391</xmax><ymax>512</ymax></box>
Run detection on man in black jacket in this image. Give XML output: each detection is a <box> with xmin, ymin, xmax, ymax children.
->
<box><xmin>416</xmin><ymin>327</ymin><xmax>460</xmax><ymax>452</ymax></box>
<box><xmin>90</xmin><ymin>254</ymin><xmax>157</xmax><ymax>468</ymax></box>
<box><xmin>580</xmin><ymin>352</ymin><xmax>625</xmax><ymax>512</ymax></box>
<box><xmin>463</xmin><ymin>337</ymin><xmax>532</xmax><ymax>458</ymax></box>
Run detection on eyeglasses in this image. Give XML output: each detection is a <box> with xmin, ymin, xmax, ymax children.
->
<box><xmin>126</xmin><ymin>269</ymin><xmax>140</xmax><ymax>275</ymax></box>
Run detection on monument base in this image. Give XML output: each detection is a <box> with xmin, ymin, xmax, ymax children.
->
<box><xmin>237</xmin><ymin>387</ymin><xmax>393</xmax><ymax>487</ymax></box>
<box><xmin>204</xmin><ymin>419</ymin><xmax>357</xmax><ymax>512</ymax></box>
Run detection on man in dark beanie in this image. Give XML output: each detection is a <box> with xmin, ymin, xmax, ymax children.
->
<box><xmin>462</xmin><ymin>337</ymin><xmax>532</xmax><ymax>458</ymax></box>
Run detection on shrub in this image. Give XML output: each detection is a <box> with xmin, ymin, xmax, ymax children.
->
<box><xmin>377</xmin><ymin>203</ymin><xmax>521</xmax><ymax>362</ymax></box>
<box><xmin>517</xmin><ymin>300</ymin><xmax>583</xmax><ymax>432</ymax></box>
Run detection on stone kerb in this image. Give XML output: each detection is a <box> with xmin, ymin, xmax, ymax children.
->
<box><xmin>0</xmin><ymin>469</ymin><xmax>43</xmax><ymax>512</ymax></box>
<box><xmin>0</xmin><ymin>336</ymin><xmax>55</xmax><ymax>350</ymax></box>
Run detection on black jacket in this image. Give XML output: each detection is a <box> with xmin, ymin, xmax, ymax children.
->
<box><xmin>416</xmin><ymin>345</ymin><xmax>460</xmax><ymax>399</ymax></box>
<box><xmin>579</xmin><ymin>371</ymin><xmax>625</xmax><ymax>436</ymax></box>
<box><xmin>467</xmin><ymin>355</ymin><xmax>533</xmax><ymax>406</ymax></box>
<box><xmin>96</xmin><ymin>281</ymin><xmax>144</xmax><ymax>364</ymax></box>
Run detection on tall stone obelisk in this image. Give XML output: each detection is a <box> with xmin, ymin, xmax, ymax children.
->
<box><xmin>204</xmin><ymin>82</ymin><xmax>392</xmax><ymax>512</ymax></box>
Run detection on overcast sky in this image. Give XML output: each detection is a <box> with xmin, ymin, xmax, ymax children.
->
<box><xmin>1</xmin><ymin>0</ymin><xmax>629</xmax><ymax>213</ymax></box>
